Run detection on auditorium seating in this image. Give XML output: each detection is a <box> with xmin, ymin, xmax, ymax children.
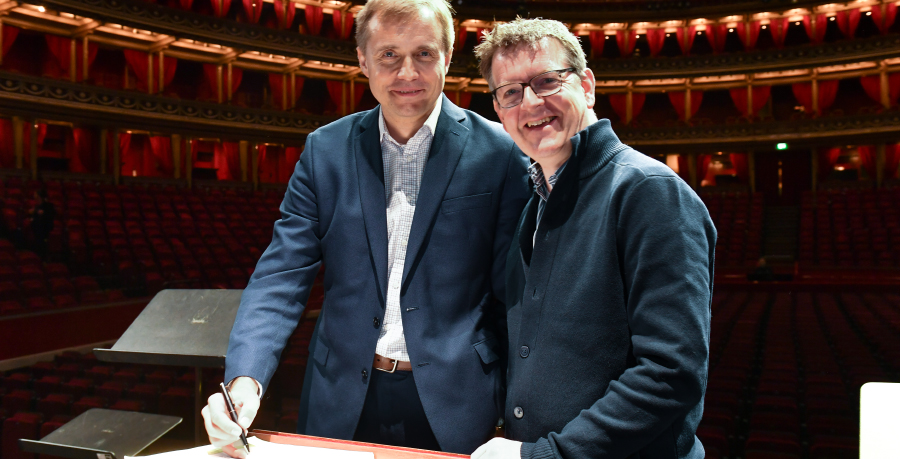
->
<box><xmin>799</xmin><ymin>187</ymin><xmax>900</xmax><ymax>267</ymax></box>
<box><xmin>699</xmin><ymin>191</ymin><xmax>763</xmax><ymax>266</ymax></box>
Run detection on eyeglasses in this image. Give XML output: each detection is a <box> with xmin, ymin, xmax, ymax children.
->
<box><xmin>491</xmin><ymin>68</ymin><xmax>577</xmax><ymax>109</ymax></box>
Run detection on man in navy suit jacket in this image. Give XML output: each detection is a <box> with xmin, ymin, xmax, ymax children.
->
<box><xmin>201</xmin><ymin>0</ymin><xmax>530</xmax><ymax>456</ymax></box>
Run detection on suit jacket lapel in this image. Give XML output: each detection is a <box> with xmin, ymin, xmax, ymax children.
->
<box><xmin>355</xmin><ymin>109</ymin><xmax>389</xmax><ymax>303</ymax></box>
<box><xmin>401</xmin><ymin>98</ymin><xmax>467</xmax><ymax>286</ymax></box>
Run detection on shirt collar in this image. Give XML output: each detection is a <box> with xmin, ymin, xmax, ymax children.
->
<box><xmin>378</xmin><ymin>96</ymin><xmax>443</xmax><ymax>144</ymax></box>
<box><xmin>528</xmin><ymin>161</ymin><xmax>567</xmax><ymax>202</ymax></box>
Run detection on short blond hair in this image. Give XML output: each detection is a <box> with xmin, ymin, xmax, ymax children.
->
<box><xmin>355</xmin><ymin>0</ymin><xmax>455</xmax><ymax>55</ymax></box>
<box><xmin>474</xmin><ymin>17</ymin><xmax>587</xmax><ymax>89</ymax></box>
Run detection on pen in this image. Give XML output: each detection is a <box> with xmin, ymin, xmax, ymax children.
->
<box><xmin>220</xmin><ymin>382</ymin><xmax>251</xmax><ymax>453</ymax></box>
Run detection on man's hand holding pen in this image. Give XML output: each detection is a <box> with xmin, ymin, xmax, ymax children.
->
<box><xmin>201</xmin><ymin>377</ymin><xmax>260</xmax><ymax>458</ymax></box>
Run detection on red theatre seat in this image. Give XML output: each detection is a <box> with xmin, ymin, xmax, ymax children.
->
<box><xmin>1</xmin><ymin>412</ymin><xmax>44</xmax><ymax>459</ymax></box>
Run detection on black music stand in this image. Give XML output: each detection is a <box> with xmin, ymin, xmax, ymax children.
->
<box><xmin>19</xmin><ymin>408</ymin><xmax>181</xmax><ymax>459</ymax></box>
<box><xmin>94</xmin><ymin>289</ymin><xmax>244</xmax><ymax>444</ymax></box>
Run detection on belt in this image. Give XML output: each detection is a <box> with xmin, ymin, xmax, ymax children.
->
<box><xmin>373</xmin><ymin>354</ymin><xmax>412</xmax><ymax>373</ymax></box>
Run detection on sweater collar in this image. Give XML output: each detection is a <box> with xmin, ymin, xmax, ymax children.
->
<box><xmin>568</xmin><ymin>118</ymin><xmax>629</xmax><ymax>179</ymax></box>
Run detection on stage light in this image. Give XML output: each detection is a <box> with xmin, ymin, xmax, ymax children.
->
<box><xmin>776</xmin><ymin>143</ymin><xmax>789</xmax><ymax>150</ymax></box>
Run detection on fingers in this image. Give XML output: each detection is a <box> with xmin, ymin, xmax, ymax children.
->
<box><xmin>222</xmin><ymin>443</ymin><xmax>248</xmax><ymax>459</ymax></box>
<box><xmin>203</xmin><ymin>393</ymin><xmax>243</xmax><ymax>446</ymax></box>
<box><xmin>229</xmin><ymin>378</ymin><xmax>260</xmax><ymax>430</ymax></box>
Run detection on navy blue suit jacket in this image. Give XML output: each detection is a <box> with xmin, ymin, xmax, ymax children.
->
<box><xmin>225</xmin><ymin>95</ymin><xmax>531</xmax><ymax>454</ymax></box>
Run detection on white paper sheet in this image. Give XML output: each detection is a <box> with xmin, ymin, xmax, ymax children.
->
<box><xmin>128</xmin><ymin>437</ymin><xmax>374</xmax><ymax>459</ymax></box>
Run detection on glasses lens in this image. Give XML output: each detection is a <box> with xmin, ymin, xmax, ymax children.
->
<box><xmin>497</xmin><ymin>85</ymin><xmax>523</xmax><ymax>108</ymax></box>
<box><xmin>532</xmin><ymin>71</ymin><xmax>564</xmax><ymax>97</ymax></box>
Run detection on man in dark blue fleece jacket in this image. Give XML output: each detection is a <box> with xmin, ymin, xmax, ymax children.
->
<box><xmin>471</xmin><ymin>18</ymin><xmax>716</xmax><ymax>459</ymax></box>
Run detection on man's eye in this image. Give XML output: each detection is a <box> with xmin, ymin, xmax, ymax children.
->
<box><xmin>538</xmin><ymin>77</ymin><xmax>558</xmax><ymax>86</ymax></box>
<box><xmin>419</xmin><ymin>51</ymin><xmax>431</xmax><ymax>57</ymax></box>
<box><xmin>383</xmin><ymin>51</ymin><xmax>395</xmax><ymax>58</ymax></box>
<box><xmin>503</xmin><ymin>87</ymin><xmax>522</xmax><ymax>97</ymax></box>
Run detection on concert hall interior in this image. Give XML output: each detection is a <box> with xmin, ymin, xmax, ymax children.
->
<box><xmin>1</xmin><ymin>0</ymin><xmax>899</xmax><ymax>457</ymax></box>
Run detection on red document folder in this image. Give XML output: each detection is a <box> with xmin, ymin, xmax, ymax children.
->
<box><xmin>252</xmin><ymin>430</ymin><xmax>469</xmax><ymax>459</ymax></box>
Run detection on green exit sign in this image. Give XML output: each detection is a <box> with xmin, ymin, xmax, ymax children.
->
<box><xmin>776</xmin><ymin>143</ymin><xmax>789</xmax><ymax>150</ymax></box>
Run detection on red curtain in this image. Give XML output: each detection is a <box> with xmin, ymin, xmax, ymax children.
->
<box><xmin>454</xmin><ymin>26</ymin><xmax>467</xmax><ymax>54</ymax></box>
<box><xmin>616</xmin><ymin>30</ymin><xmax>637</xmax><ymax>57</ymax></box>
<box><xmin>210</xmin><ymin>0</ymin><xmax>232</xmax><ymax>18</ymax></box>
<box><xmin>885</xmin><ymin>144</ymin><xmax>900</xmax><ymax>179</ymax></box>
<box><xmin>861</xmin><ymin>73</ymin><xmax>900</xmax><ymax>107</ymax></box>
<box><xmin>668</xmin><ymin>91</ymin><xmax>703</xmax><ymax>121</ymax></box>
<box><xmin>214</xmin><ymin>142</ymin><xmax>241</xmax><ymax>180</ymax></box>
<box><xmin>0</xmin><ymin>119</ymin><xmax>13</xmax><ymax>168</ymax></box>
<box><xmin>729</xmin><ymin>86</ymin><xmax>771</xmax><ymax>118</ymax></box>
<box><xmin>242</xmin><ymin>0</ymin><xmax>263</xmax><ymax>23</ymax></box>
<box><xmin>258</xmin><ymin>144</ymin><xmax>279</xmax><ymax>183</ymax></box>
<box><xmin>707</xmin><ymin>24</ymin><xmax>729</xmax><ymax>54</ymax></box>
<box><xmin>589</xmin><ymin>31</ymin><xmax>605</xmax><ymax>58</ymax></box>
<box><xmin>305</xmin><ymin>5</ymin><xmax>324</xmax><ymax>36</ymax></box>
<box><xmin>837</xmin><ymin>8</ymin><xmax>861</xmax><ymax>39</ymax></box>
<box><xmin>23</xmin><ymin>123</ymin><xmax>48</xmax><ymax>157</ymax></box>
<box><xmin>857</xmin><ymin>145</ymin><xmax>877</xmax><ymax>178</ymax></box>
<box><xmin>676</xmin><ymin>25</ymin><xmax>697</xmax><ymax>54</ymax></box>
<box><xmin>770</xmin><ymin>18</ymin><xmax>791</xmax><ymax>48</ymax></box>
<box><xmin>273</xmin><ymin>0</ymin><xmax>295</xmax><ymax>29</ymax></box>
<box><xmin>269</xmin><ymin>73</ymin><xmax>287</xmax><ymax>110</ymax></box>
<box><xmin>730</xmin><ymin>153</ymin><xmax>749</xmax><ymax>183</ymax></box>
<box><xmin>861</xmin><ymin>75</ymin><xmax>882</xmax><ymax>105</ymax></box>
<box><xmin>178</xmin><ymin>0</ymin><xmax>193</xmax><ymax>10</ymax></box>
<box><xmin>149</xmin><ymin>136</ymin><xmax>174</xmax><ymax>176</ymax></box>
<box><xmin>123</xmin><ymin>50</ymin><xmax>177</xmax><ymax>92</ymax></box>
<box><xmin>283</xmin><ymin>146</ymin><xmax>302</xmax><ymax>182</ymax></box>
<box><xmin>698</xmin><ymin>155</ymin><xmax>712</xmax><ymax>185</ymax></box>
<box><xmin>802</xmin><ymin>14</ymin><xmax>828</xmax><ymax>44</ymax></box>
<box><xmin>871</xmin><ymin>3</ymin><xmax>899</xmax><ymax>34</ymax></box>
<box><xmin>676</xmin><ymin>154</ymin><xmax>690</xmax><ymax>182</ymax></box>
<box><xmin>44</xmin><ymin>35</ymin><xmax>99</xmax><ymax>81</ymax></box>
<box><xmin>202</xmin><ymin>64</ymin><xmax>243</xmax><ymax>101</ymax></box>
<box><xmin>352</xmin><ymin>83</ymin><xmax>365</xmax><ymax>111</ymax></box>
<box><xmin>818</xmin><ymin>80</ymin><xmax>839</xmax><ymax>114</ymax></box>
<box><xmin>791</xmin><ymin>81</ymin><xmax>838</xmax><ymax>115</ymax></box>
<box><xmin>608</xmin><ymin>93</ymin><xmax>646</xmax><ymax>124</ymax></box>
<box><xmin>268</xmin><ymin>74</ymin><xmax>305</xmax><ymax>110</ymax></box>
<box><xmin>443</xmin><ymin>90</ymin><xmax>472</xmax><ymax>109</ymax></box>
<box><xmin>792</xmin><ymin>82</ymin><xmax>813</xmax><ymax>114</ymax></box>
<box><xmin>646</xmin><ymin>28</ymin><xmax>666</xmax><ymax>57</ymax></box>
<box><xmin>67</xmin><ymin>128</ymin><xmax>95</xmax><ymax>173</ymax></box>
<box><xmin>818</xmin><ymin>147</ymin><xmax>842</xmax><ymax>179</ymax></box>
<box><xmin>736</xmin><ymin>21</ymin><xmax>761</xmax><ymax>51</ymax></box>
<box><xmin>2</xmin><ymin>25</ymin><xmax>19</xmax><ymax>58</ymax></box>
<box><xmin>326</xmin><ymin>80</ymin><xmax>345</xmax><ymax>113</ymax></box>
<box><xmin>332</xmin><ymin>11</ymin><xmax>353</xmax><ymax>40</ymax></box>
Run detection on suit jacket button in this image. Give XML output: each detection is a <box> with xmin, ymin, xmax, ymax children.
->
<box><xmin>373</xmin><ymin>317</ymin><xmax>380</xmax><ymax>328</ymax></box>
<box><xmin>519</xmin><ymin>346</ymin><xmax>530</xmax><ymax>358</ymax></box>
<box><xmin>513</xmin><ymin>406</ymin><xmax>524</xmax><ymax>419</ymax></box>
<box><xmin>361</xmin><ymin>369</ymin><xmax>368</xmax><ymax>379</ymax></box>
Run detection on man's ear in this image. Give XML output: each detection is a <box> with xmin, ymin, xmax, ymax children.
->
<box><xmin>443</xmin><ymin>49</ymin><xmax>452</xmax><ymax>75</ymax></box>
<box><xmin>357</xmin><ymin>47</ymin><xmax>369</xmax><ymax>78</ymax></box>
<box><xmin>581</xmin><ymin>68</ymin><xmax>596</xmax><ymax>109</ymax></box>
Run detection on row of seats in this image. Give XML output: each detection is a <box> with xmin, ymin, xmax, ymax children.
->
<box><xmin>699</xmin><ymin>192</ymin><xmax>764</xmax><ymax>266</ymax></box>
<box><xmin>0</xmin><ymin>240</ymin><xmax>123</xmax><ymax>316</ymax></box>
<box><xmin>697</xmin><ymin>289</ymin><xmax>900</xmax><ymax>458</ymax></box>
<box><xmin>799</xmin><ymin>188</ymin><xmax>900</xmax><ymax>266</ymax></box>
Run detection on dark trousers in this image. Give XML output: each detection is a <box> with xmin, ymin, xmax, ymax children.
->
<box><xmin>352</xmin><ymin>368</ymin><xmax>441</xmax><ymax>451</ymax></box>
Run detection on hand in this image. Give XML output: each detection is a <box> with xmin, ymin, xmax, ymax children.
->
<box><xmin>201</xmin><ymin>377</ymin><xmax>260</xmax><ymax>458</ymax></box>
<box><xmin>471</xmin><ymin>438</ymin><xmax>522</xmax><ymax>459</ymax></box>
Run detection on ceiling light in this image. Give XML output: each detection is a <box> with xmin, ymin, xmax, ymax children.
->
<box><xmin>37</xmin><ymin>6</ymin><xmax>46</xmax><ymax>12</ymax></box>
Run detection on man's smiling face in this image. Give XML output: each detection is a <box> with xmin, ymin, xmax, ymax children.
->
<box><xmin>491</xmin><ymin>37</ymin><xmax>596</xmax><ymax>167</ymax></box>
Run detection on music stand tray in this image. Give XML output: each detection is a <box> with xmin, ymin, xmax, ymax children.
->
<box><xmin>93</xmin><ymin>289</ymin><xmax>244</xmax><ymax>443</ymax></box>
<box><xmin>19</xmin><ymin>409</ymin><xmax>181</xmax><ymax>459</ymax></box>
<box><xmin>94</xmin><ymin>289</ymin><xmax>243</xmax><ymax>368</ymax></box>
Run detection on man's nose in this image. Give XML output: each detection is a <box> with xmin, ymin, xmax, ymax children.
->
<box><xmin>398</xmin><ymin>57</ymin><xmax>417</xmax><ymax>80</ymax></box>
<box><xmin>520</xmin><ymin>86</ymin><xmax>543</xmax><ymax>109</ymax></box>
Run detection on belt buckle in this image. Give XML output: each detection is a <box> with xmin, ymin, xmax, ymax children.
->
<box><xmin>376</xmin><ymin>358</ymin><xmax>399</xmax><ymax>373</ymax></box>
